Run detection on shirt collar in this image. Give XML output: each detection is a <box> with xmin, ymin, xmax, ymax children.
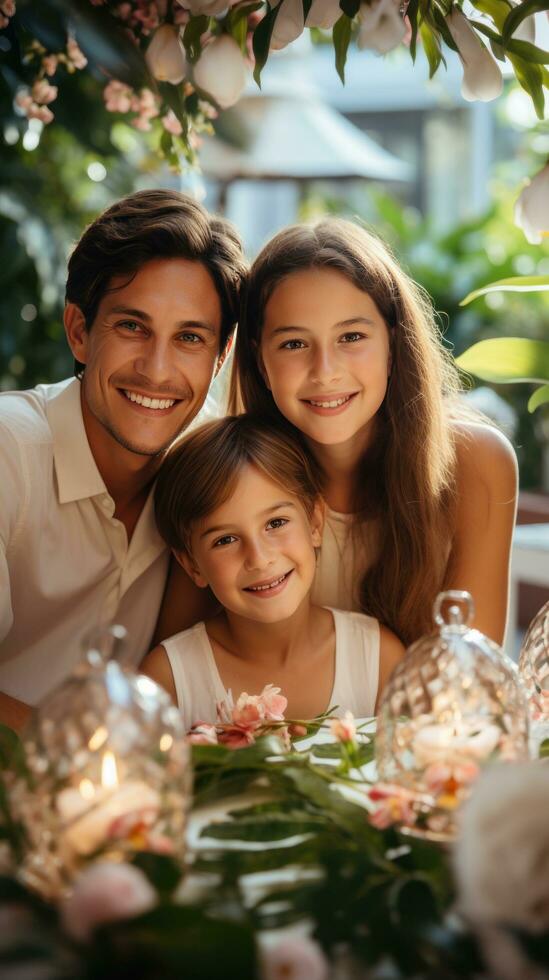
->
<box><xmin>45</xmin><ymin>379</ymin><xmax>107</xmax><ymax>504</ymax></box>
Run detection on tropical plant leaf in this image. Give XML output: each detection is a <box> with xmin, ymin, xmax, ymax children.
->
<box><xmin>528</xmin><ymin>384</ymin><xmax>549</xmax><ymax>413</ymax></box>
<box><xmin>252</xmin><ymin>1</ymin><xmax>282</xmax><ymax>86</ymax></box>
<box><xmin>456</xmin><ymin>338</ymin><xmax>549</xmax><ymax>385</ymax></box>
<box><xmin>333</xmin><ymin>14</ymin><xmax>353</xmax><ymax>83</ymax></box>
<box><xmin>460</xmin><ymin>274</ymin><xmax>549</xmax><ymax>304</ymax></box>
<box><xmin>502</xmin><ymin>0</ymin><xmax>547</xmax><ymax>46</ymax></box>
<box><xmin>419</xmin><ymin>22</ymin><xmax>443</xmax><ymax>77</ymax></box>
<box><xmin>183</xmin><ymin>15</ymin><xmax>210</xmax><ymax>63</ymax></box>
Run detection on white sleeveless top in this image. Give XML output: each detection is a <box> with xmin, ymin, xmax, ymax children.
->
<box><xmin>312</xmin><ymin>509</ymin><xmax>379</xmax><ymax>612</ymax></box>
<box><xmin>162</xmin><ymin>607</ymin><xmax>380</xmax><ymax>729</ymax></box>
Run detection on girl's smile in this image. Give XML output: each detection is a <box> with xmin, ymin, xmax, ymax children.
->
<box><xmin>260</xmin><ymin>267</ymin><xmax>392</xmax><ymax>451</ymax></box>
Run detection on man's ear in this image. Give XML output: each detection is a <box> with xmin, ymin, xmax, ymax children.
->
<box><xmin>64</xmin><ymin>303</ymin><xmax>89</xmax><ymax>365</ymax></box>
<box><xmin>252</xmin><ymin>339</ymin><xmax>271</xmax><ymax>391</ymax></box>
<box><xmin>310</xmin><ymin>497</ymin><xmax>325</xmax><ymax>548</ymax></box>
<box><xmin>174</xmin><ymin>549</ymin><xmax>208</xmax><ymax>589</ymax></box>
<box><xmin>215</xmin><ymin>333</ymin><xmax>233</xmax><ymax>377</ymax></box>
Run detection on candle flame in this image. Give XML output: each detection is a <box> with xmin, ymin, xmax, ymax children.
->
<box><xmin>159</xmin><ymin>733</ymin><xmax>173</xmax><ymax>752</ymax></box>
<box><xmin>79</xmin><ymin>778</ymin><xmax>95</xmax><ymax>800</ymax></box>
<box><xmin>101</xmin><ymin>750</ymin><xmax>119</xmax><ymax>789</ymax></box>
<box><xmin>88</xmin><ymin>725</ymin><xmax>108</xmax><ymax>752</ymax></box>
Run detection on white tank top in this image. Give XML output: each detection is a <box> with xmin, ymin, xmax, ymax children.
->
<box><xmin>162</xmin><ymin>607</ymin><xmax>380</xmax><ymax>729</ymax></box>
<box><xmin>312</xmin><ymin>509</ymin><xmax>379</xmax><ymax>611</ymax></box>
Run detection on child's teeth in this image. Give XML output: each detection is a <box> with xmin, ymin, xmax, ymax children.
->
<box><xmin>124</xmin><ymin>390</ymin><xmax>175</xmax><ymax>410</ymax></box>
<box><xmin>249</xmin><ymin>574</ymin><xmax>286</xmax><ymax>591</ymax></box>
<box><xmin>309</xmin><ymin>395</ymin><xmax>350</xmax><ymax>408</ymax></box>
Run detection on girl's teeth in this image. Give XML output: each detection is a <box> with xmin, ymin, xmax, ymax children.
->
<box><xmin>309</xmin><ymin>395</ymin><xmax>351</xmax><ymax>409</ymax></box>
<box><xmin>248</xmin><ymin>574</ymin><xmax>286</xmax><ymax>592</ymax></box>
<box><xmin>124</xmin><ymin>390</ymin><xmax>175</xmax><ymax>410</ymax></box>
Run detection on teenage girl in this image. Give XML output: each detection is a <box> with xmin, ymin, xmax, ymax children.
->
<box><xmin>141</xmin><ymin>415</ymin><xmax>403</xmax><ymax>725</ymax></box>
<box><xmin>231</xmin><ymin>218</ymin><xmax>517</xmax><ymax>647</ymax></box>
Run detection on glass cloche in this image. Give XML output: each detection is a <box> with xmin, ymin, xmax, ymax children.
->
<box><xmin>6</xmin><ymin>626</ymin><xmax>191</xmax><ymax>898</ymax></box>
<box><xmin>375</xmin><ymin>591</ymin><xmax>530</xmax><ymax>840</ymax></box>
<box><xmin>518</xmin><ymin>598</ymin><xmax>549</xmax><ymax>746</ymax></box>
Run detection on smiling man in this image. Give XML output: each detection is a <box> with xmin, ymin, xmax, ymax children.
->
<box><xmin>0</xmin><ymin>189</ymin><xmax>247</xmax><ymax>728</ymax></box>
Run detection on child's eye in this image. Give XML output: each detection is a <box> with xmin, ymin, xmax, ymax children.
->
<box><xmin>266</xmin><ymin>517</ymin><xmax>289</xmax><ymax>531</ymax></box>
<box><xmin>280</xmin><ymin>339</ymin><xmax>305</xmax><ymax>350</ymax></box>
<box><xmin>212</xmin><ymin>534</ymin><xmax>237</xmax><ymax>548</ymax></box>
<box><xmin>340</xmin><ymin>332</ymin><xmax>364</xmax><ymax>343</ymax></box>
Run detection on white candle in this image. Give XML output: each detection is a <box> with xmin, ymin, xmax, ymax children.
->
<box><xmin>412</xmin><ymin>721</ymin><xmax>500</xmax><ymax>768</ymax></box>
<box><xmin>57</xmin><ymin>751</ymin><xmax>160</xmax><ymax>856</ymax></box>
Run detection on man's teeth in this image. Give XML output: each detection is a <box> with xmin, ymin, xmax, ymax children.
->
<box><xmin>248</xmin><ymin>573</ymin><xmax>287</xmax><ymax>592</ymax></box>
<box><xmin>308</xmin><ymin>395</ymin><xmax>352</xmax><ymax>409</ymax></box>
<box><xmin>124</xmin><ymin>390</ymin><xmax>175</xmax><ymax>410</ymax></box>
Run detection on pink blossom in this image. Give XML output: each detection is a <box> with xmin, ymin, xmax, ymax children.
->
<box><xmin>423</xmin><ymin>760</ymin><xmax>480</xmax><ymax>797</ymax></box>
<box><xmin>188</xmin><ymin>723</ymin><xmax>218</xmax><ymax>745</ymax></box>
<box><xmin>42</xmin><ymin>55</ymin><xmax>58</xmax><ymax>76</ymax></box>
<box><xmin>116</xmin><ymin>2</ymin><xmax>133</xmax><ymax>18</ymax></box>
<box><xmin>259</xmin><ymin>684</ymin><xmax>288</xmax><ymax>721</ymax></box>
<box><xmin>28</xmin><ymin>103</ymin><xmax>54</xmax><ymax>124</ymax></box>
<box><xmin>260</xmin><ymin>935</ymin><xmax>329</xmax><ymax>980</ymax></box>
<box><xmin>330</xmin><ymin>711</ymin><xmax>356</xmax><ymax>743</ymax></box>
<box><xmin>218</xmin><ymin>725</ymin><xmax>256</xmax><ymax>749</ymax></box>
<box><xmin>31</xmin><ymin>79</ymin><xmax>57</xmax><ymax>105</ymax></box>
<box><xmin>368</xmin><ymin>782</ymin><xmax>421</xmax><ymax>829</ymax></box>
<box><xmin>232</xmin><ymin>694</ymin><xmax>263</xmax><ymax>729</ymax></box>
<box><xmin>67</xmin><ymin>36</ymin><xmax>88</xmax><ymax>70</ymax></box>
<box><xmin>1</xmin><ymin>0</ymin><xmax>16</xmax><ymax>17</ymax></box>
<box><xmin>103</xmin><ymin>79</ymin><xmax>133</xmax><ymax>114</ymax></box>
<box><xmin>61</xmin><ymin>863</ymin><xmax>157</xmax><ymax>942</ymax></box>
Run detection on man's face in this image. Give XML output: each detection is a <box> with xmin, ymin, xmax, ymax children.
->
<box><xmin>67</xmin><ymin>258</ymin><xmax>222</xmax><ymax>458</ymax></box>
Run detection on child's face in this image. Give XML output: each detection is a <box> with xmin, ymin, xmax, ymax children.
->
<box><xmin>259</xmin><ymin>267</ymin><xmax>391</xmax><ymax>451</ymax></box>
<box><xmin>181</xmin><ymin>464</ymin><xmax>323</xmax><ymax>623</ymax></box>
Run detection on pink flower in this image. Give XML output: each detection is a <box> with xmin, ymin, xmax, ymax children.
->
<box><xmin>31</xmin><ymin>79</ymin><xmax>57</xmax><ymax>105</ymax></box>
<box><xmin>103</xmin><ymin>79</ymin><xmax>133</xmax><ymax>114</ymax></box>
<box><xmin>260</xmin><ymin>935</ymin><xmax>329</xmax><ymax>980</ymax></box>
<box><xmin>423</xmin><ymin>761</ymin><xmax>480</xmax><ymax>797</ymax></box>
<box><xmin>232</xmin><ymin>694</ymin><xmax>263</xmax><ymax>729</ymax></box>
<box><xmin>61</xmin><ymin>863</ymin><xmax>157</xmax><ymax>942</ymax></box>
<box><xmin>259</xmin><ymin>684</ymin><xmax>288</xmax><ymax>721</ymax></box>
<box><xmin>218</xmin><ymin>726</ymin><xmax>256</xmax><ymax>749</ymax></box>
<box><xmin>330</xmin><ymin>711</ymin><xmax>356</xmax><ymax>743</ymax></box>
<box><xmin>368</xmin><ymin>782</ymin><xmax>421</xmax><ymax>829</ymax></box>
<box><xmin>188</xmin><ymin>723</ymin><xmax>218</xmax><ymax>746</ymax></box>
<box><xmin>67</xmin><ymin>36</ymin><xmax>88</xmax><ymax>70</ymax></box>
<box><xmin>42</xmin><ymin>55</ymin><xmax>58</xmax><ymax>76</ymax></box>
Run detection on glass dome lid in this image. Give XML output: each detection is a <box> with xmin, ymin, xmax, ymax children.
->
<box><xmin>375</xmin><ymin>591</ymin><xmax>530</xmax><ymax>840</ymax></box>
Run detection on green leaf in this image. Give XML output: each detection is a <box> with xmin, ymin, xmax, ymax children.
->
<box><xmin>131</xmin><ymin>852</ymin><xmax>183</xmax><ymax>898</ymax></box>
<box><xmin>469</xmin><ymin>19</ymin><xmax>549</xmax><ymax>63</ymax></box>
<box><xmin>183</xmin><ymin>15</ymin><xmax>210</xmax><ymax>64</ymax></box>
<box><xmin>529</xmin><ymin>384</ymin><xmax>549</xmax><ymax>413</ymax></box>
<box><xmin>509</xmin><ymin>52</ymin><xmax>546</xmax><ymax>118</ymax></box>
<box><xmin>407</xmin><ymin>0</ymin><xmax>420</xmax><ymax>62</ymax></box>
<box><xmin>0</xmin><ymin>724</ymin><xmax>27</xmax><ymax>776</ymax></box>
<box><xmin>419</xmin><ymin>22</ymin><xmax>443</xmax><ymax>78</ymax></box>
<box><xmin>470</xmin><ymin>0</ymin><xmax>511</xmax><ymax>31</ymax></box>
<box><xmin>460</xmin><ymin>274</ymin><xmax>549</xmax><ymax>304</ymax></box>
<box><xmin>333</xmin><ymin>14</ymin><xmax>353</xmax><ymax>84</ymax></box>
<box><xmin>158</xmin><ymin>81</ymin><xmax>189</xmax><ymax>137</ymax></box>
<box><xmin>502</xmin><ymin>0</ymin><xmax>546</xmax><ymax>45</ymax></box>
<box><xmin>226</xmin><ymin>0</ymin><xmax>262</xmax><ymax>31</ymax></box>
<box><xmin>252</xmin><ymin>2</ymin><xmax>282</xmax><ymax>86</ymax></box>
<box><xmin>456</xmin><ymin>338</ymin><xmax>549</xmax><ymax>385</ymax></box>
<box><xmin>539</xmin><ymin>738</ymin><xmax>549</xmax><ymax>758</ymax></box>
<box><xmin>200</xmin><ymin>814</ymin><xmax>323</xmax><ymax>842</ymax></box>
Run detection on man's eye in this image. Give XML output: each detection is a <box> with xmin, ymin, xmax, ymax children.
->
<box><xmin>266</xmin><ymin>518</ymin><xmax>288</xmax><ymax>530</ymax></box>
<box><xmin>213</xmin><ymin>534</ymin><xmax>237</xmax><ymax>548</ymax></box>
<box><xmin>119</xmin><ymin>320</ymin><xmax>142</xmax><ymax>333</ymax></box>
<box><xmin>280</xmin><ymin>339</ymin><xmax>305</xmax><ymax>350</ymax></box>
<box><xmin>340</xmin><ymin>332</ymin><xmax>364</xmax><ymax>343</ymax></box>
<box><xmin>180</xmin><ymin>332</ymin><xmax>203</xmax><ymax>344</ymax></box>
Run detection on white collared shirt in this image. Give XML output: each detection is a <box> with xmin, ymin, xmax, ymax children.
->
<box><xmin>0</xmin><ymin>378</ymin><xmax>169</xmax><ymax>704</ymax></box>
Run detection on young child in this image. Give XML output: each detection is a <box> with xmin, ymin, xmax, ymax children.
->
<box><xmin>141</xmin><ymin>415</ymin><xmax>404</xmax><ymax>727</ymax></box>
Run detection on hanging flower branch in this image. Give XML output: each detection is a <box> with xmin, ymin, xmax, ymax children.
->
<box><xmin>1</xmin><ymin>0</ymin><xmax>547</xmax><ymax>165</ymax></box>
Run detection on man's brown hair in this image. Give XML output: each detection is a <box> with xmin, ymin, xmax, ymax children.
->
<box><xmin>66</xmin><ymin>188</ymin><xmax>247</xmax><ymax>376</ymax></box>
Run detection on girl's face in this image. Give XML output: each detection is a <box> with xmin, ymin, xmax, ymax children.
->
<box><xmin>259</xmin><ymin>267</ymin><xmax>392</xmax><ymax>450</ymax></box>
<box><xmin>181</xmin><ymin>464</ymin><xmax>323</xmax><ymax>624</ymax></box>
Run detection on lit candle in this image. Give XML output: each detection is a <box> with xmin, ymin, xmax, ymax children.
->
<box><xmin>57</xmin><ymin>751</ymin><xmax>160</xmax><ymax>856</ymax></box>
<box><xmin>412</xmin><ymin>721</ymin><xmax>500</xmax><ymax>768</ymax></box>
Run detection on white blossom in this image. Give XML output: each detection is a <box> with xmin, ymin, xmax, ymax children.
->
<box><xmin>510</xmin><ymin>0</ymin><xmax>536</xmax><ymax>43</ymax></box>
<box><xmin>514</xmin><ymin>162</ymin><xmax>549</xmax><ymax>244</ymax></box>
<box><xmin>269</xmin><ymin>0</ymin><xmax>304</xmax><ymax>50</ymax></box>
<box><xmin>446</xmin><ymin>8</ymin><xmax>503</xmax><ymax>102</ymax></box>
<box><xmin>357</xmin><ymin>0</ymin><xmax>406</xmax><ymax>55</ymax></box>
<box><xmin>145</xmin><ymin>24</ymin><xmax>187</xmax><ymax>84</ymax></box>
<box><xmin>193</xmin><ymin>35</ymin><xmax>247</xmax><ymax>109</ymax></box>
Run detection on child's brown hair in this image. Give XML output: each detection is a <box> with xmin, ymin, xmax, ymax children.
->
<box><xmin>155</xmin><ymin>415</ymin><xmax>324</xmax><ymax>555</ymax></box>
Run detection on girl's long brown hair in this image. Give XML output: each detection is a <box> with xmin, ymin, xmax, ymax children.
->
<box><xmin>232</xmin><ymin>218</ymin><xmax>463</xmax><ymax>645</ymax></box>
